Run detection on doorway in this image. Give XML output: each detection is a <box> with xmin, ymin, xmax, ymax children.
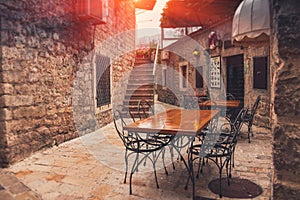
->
<box><xmin>226</xmin><ymin>55</ymin><xmax>244</xmax><ymax>105</ymax></box>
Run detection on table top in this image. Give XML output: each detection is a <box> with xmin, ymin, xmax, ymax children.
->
<box><xmin>124</xmin><ymin>109</ymin><xmax>220</xmax><ymax>137</ymax></box>
<box><xmin>199</xmin><ymin>100</ymin><xmax>241</xmax><ymax>108</ymax></box>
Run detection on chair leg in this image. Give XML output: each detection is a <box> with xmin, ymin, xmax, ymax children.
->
<box><xmin>170</xmin><ymin>146</ymin><xmax>176</xmax><ymax>170</ymax></box>
<box><xmin>162</xmin><ymin>148</ymin><xmax>168</xmax><ymax>175</ymax></box>
<box><xmin>129</xmin><ymin>153</ymin><xmax>139</xmax><ymax>195</ymax></box>
<box><xmin>219</xmin><ymin>165</ymin><xmax>223</xmax><ymax>198</ymax></box>
<box><xmin>226</xmin><ymin>159</ymin><xmax>231</xmax><ymax>185</ymax></box>
<box><xmin>124</xmin><ymin>150</ymin><xmax>128</xmax><ymax>184</ymax></box>
<box><xmin>248</xmin><ymin>125</ymin><xmax>251</xmax><ymax>143</ymax></box>
<box><xmin>152</xmin><ymin>152</ymin><xmax>160</xmax><ymax>189</ymax></box>
<box><xmin>196</xmin><ymin>157</ymin><xmax>201</xmax><ymax>178</ymax></box>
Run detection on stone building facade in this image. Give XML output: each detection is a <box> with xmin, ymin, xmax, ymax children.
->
<box><xmin>157</xmin><ymin>0</ymin><xmax>300</xmax><ymax>199</ymax></box>
<box><xmin>158</xmin><ymin>20</ymin><xmax>271</xmax><ymax>128</ymax></box>
<box><xmin>0</xmin><ymin>0</ymin><xmax>136</xmax><ymax>167</ymax></box>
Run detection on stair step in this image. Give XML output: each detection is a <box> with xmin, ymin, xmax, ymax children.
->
<box><xmin>123</xmin><ymin>99</ymin><xmax>154</xmax><ymax>106</ymax></box>
<box><xmin>126</xmin><ymin>89</ymin><xmax>153</xmax><ymax>94</ymax></box>
<box><xmin>128</xmin><ymin>80</ymin><xmax>154</xmax><ymax>85</ymax></box>
<box><xmin>128</xmin><ymin>111</ymin><xmax>152</xmax><ymax>118</ymax></box>
<box><xmin>134</xmin><ymin>59</ymin><xmax>152</xmax><ymax>66</ymax></box>
<box><xmin>125</xmin><ymin>94</ymin><xmax>154</xmax><ymax>100</ymax></box>
<box><xmin>132</xmin><ymin>66</ymin><xmax>153</xmax><ymax>71</ymax></box>
<box><xmin>130</xmin><ymin>74</ymin><xmax>154</xmax><ymax>79</ymax></box>
<box><xmin>127</xmin><ymin>84</ymin><xmax>154</xmax><ymax>89</ymax></box>
<box><xmin>132</xmin><ymin>69</ymin><xmax>153</xmax><ymax>73</ymax></box>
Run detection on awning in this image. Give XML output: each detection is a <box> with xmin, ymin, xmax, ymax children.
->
<box><xmin>134</xmin><ymin>0</ymin><xmax>156</xmax><ymax>10</ymax></box>
<box><xmin>232</xmin><ymin>0</ymin><xmax>271</xmax><ymax>46</ymax></box>
<box><xmin>160</xmin><ymin>0</ymin><xmax>243</xmax><ymax>28</ymax></box>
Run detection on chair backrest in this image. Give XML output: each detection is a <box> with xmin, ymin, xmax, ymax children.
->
<box><xmin>230</xmin><ymin>107</ymin><xmax>248</xmax><ymax>143</ymax></box>
<box><xmin>250</xmin><ymin>95</ymin><xmax>261</xmax><ymax>117</ymax></box>
<box><xmin>226</xmin><ymin>93</ymin><xmax>236</xmax><ymax>100</ymax></box>
<box><xmin>138</xmin><ymin>99</ymin><xmax>154</xmax><ymax>119</ymax></box>
<box><xmin>233</xmin><ymin>107</ymin><xmax>248</xmax><ymax>132</ymax></box>
<box><xmin>113</xmin><ymin>106</ymin><xmax>135</xmax><ymax>147</ymax></box>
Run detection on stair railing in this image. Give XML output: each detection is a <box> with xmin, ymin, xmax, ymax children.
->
<box><xmin>153</xmin><ymin>42</ymin><xmax>159</xmax><ymax>77</ymax></box>
<box><xmin>153</xmin><ymin>42</ymin><xmax>159</xmax><ymax>99</ymax></box>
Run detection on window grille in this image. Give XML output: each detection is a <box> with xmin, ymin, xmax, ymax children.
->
<box><xmin>95</xmin><ymin>55</ymin><xmax>111</xmax><ymax>107</ymax></box>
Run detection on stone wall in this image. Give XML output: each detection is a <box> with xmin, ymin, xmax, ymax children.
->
<box><xmin>271</xmin><ymin>0</ymin><xmax>300</xmax><ymax>199</ymax></box>
<box><xmin>0</xmin><ymin>0</ymin><xmax>135</xmax><ymax>167</ymax></box>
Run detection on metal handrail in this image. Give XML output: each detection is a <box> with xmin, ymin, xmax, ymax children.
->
<box><xmin>152</xmin><ymin>42</ymin><xmax>160</xmax><ymax>103</ymax></box>
<box><xmin>153</xmin><ymin>42</ymin><xmax>159</xmax><ymax>76</ymax></box>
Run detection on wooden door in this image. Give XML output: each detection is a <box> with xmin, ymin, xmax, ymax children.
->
<box><xmin>226</xmin><ymin>55</ymin><xmax>244</xmax><ymax>105</ymax></box>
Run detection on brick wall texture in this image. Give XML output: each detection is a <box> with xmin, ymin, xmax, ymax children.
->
<box><xmin>0</xmin><ymin>0</ymin><xmax>135</xmax><ymax>166</ymax></box>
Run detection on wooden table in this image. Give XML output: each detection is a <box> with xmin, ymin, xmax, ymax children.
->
<box><xmin>199</xmin><ymin>100</ymin><xmax>241</xmax><ymax>108</ymax></box>
<box><xmin>125</xmin><ymin>109</ymin><xmax>220</xmax><ymax>136</ymax></box>
<box><xmin>124</xmin><ymin>108</ymin><xmax>220</xmax><ymax>200</ymax></box>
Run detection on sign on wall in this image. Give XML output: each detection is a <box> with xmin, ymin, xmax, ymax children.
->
<box><xmin>210</xmin><ymin>56</ymin><xmax>221</xmax><ymax>88</ymax></box>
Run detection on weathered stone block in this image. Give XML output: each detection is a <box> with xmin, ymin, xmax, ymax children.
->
<box><xmin>2</xmin><ymin>95</ymin><xmax>33</xmax><ymax>107</ymax></box>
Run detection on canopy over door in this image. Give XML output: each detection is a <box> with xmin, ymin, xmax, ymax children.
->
<box><xmin>232</xmin><ymin>0</ymin><xmax>270</xmax><ymax>46</ymax></box>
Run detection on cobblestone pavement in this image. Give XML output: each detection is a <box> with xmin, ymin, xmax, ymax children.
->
<box><xmin>1</xmin><ymin>104</ymin><xmax>273</xmax><ymax>200</ymax></box>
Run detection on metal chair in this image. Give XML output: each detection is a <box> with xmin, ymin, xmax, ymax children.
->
<box><xmin>137</xmin><ymin>99</ymin><xmax>177</xmax><ymax>173</ymax></box>
<box><xmin>243</xmin><ymin>95</ymin><xmax>261</xmax><ymax>143</ymax></box>
<box><xmin>226</xmin><ymin>93</ymin><xmax>236</xmax><ymax>100</ymax></box>
<box><xmin>137</xmin><ymin>99</ymin><xmax>154</xmax><ymax>119</ymax></box>
<box><xmin>187</xmin><ymin>107</ymin><xmax>248</xmax><ymax>198</ymax></box>
<box><xmin>113</xmin><ymin>107</ymin><xmax>174</xmax><ymax>194</ymax></box>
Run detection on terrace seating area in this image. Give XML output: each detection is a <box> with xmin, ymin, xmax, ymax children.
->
<box><xmin>5</xmin><ymin>102</ymin><xmax>272</xmax><ymax>200</ymax></box>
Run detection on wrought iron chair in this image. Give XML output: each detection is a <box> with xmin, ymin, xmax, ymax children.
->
<box><xmin>137</xmin><ymin>99</ymin><xmax>177</xmax><ymax>173</ymax></box>
<box><xmin>194</xmin><ymin>107</ymin><xmax>247</xmax><ymax>178</ymax></box>
<box><xmin>226</xmin><ymin>93</ymin><xmax>236</xmax><ymax>100</ymax></box>
<box><xmin>243</xmin><ymin>95</ymin><xmax>261</xmax><ymax>143</ymax></box>
<box><xmin>113</xmin><ymin>107</ymin><xmax>174</xmax><ymax>194</ymax></box>
<box><xmin>137</xmin><ymin>99</ymin><xmax>154</xmax><ymax>119</ymax></box>
<box><xmin>187</xmin><ymin>107</ymin><xmax>248</xmax><ymax>198</ymax></box>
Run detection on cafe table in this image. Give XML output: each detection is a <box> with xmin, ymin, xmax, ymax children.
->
<box><xmin>199</xmin><ymin>100</ymin><xmax>241</xmax><ymax>123</ymax></box>
<box><xmin>124</xmin><ymin>108</ymin><xmax>220</xmax><ymax>200</ymax></box>
<box><xmin>199</xmin><ymin>99</ymin><xmax>241</xmax><ymax>109</ymax></box>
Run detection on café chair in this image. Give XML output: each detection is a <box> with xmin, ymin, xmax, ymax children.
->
<box><xmin>138</xmin><ymin>99</ymin><xmax>177</xmax><ymax>173</ymax></box>
<box><xmin>137</xmin><ymin>99</ymin><xmax>154</xmax><ymax>119</ymax></box>
<box><xmin>243</xmin><ymin>95</ymin><xmax>261</xmax><ymax>143</ymax></box>
<box><xmin>113</xmin><ymin>107</ymin><xmax>174</xmax><ymax>195</ymax></box>
<box><xmin>187</xmin><ymin>107</ymin><xmax>248</xmax><ymax>198</ymax></box>
<box><xmin>226</xmin><ymin>93</ymin><xmax>236</xmax><ymax>100</ymax></box>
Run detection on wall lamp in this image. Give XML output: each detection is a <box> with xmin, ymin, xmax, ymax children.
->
<box><xmin>193</xmin><ymin>48</ymin><xmax>200</xmax><ymax>57</ymax></box>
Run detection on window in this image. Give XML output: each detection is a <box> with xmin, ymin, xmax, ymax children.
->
<box><xmin>195</xmin><ymin>66</ymin><xmax>204</xmax><ymax>88</ymax></box>
<box><xmin>77</xmin><ymin>0</ymin><xmax>108</xmax><ymax>24</ymax></box>
<box><xmin>180</xmin><ymin>64</ymin><xmax>188</xmax><ymax>89</ymax></box>
<box><xmin>95</xmin><ymin>55</ymin><xmax>111</xmax><ymax>107</ymax></box>
<box><xmin>253</xmin><ymin>56</ymin><xmax>268</xmax><ymax>89</ymax></box>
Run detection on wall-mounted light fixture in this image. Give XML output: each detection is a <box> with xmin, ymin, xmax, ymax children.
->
<box><xmin>193</xmin><ymin>48</ymin><xmax>200</xmax><ymax>57</ymax></box>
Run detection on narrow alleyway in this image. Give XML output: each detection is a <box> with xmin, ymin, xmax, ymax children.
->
<box><xmin>1</xmin><ymin>103</ymin><xmax>272</xmax><ymax>200</ymax></box>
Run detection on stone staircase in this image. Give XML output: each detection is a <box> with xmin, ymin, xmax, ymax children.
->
<box><xmin>123</xmin><ymin>58</ymin><xmax>155</xmax><ymax>118</ymax></box>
